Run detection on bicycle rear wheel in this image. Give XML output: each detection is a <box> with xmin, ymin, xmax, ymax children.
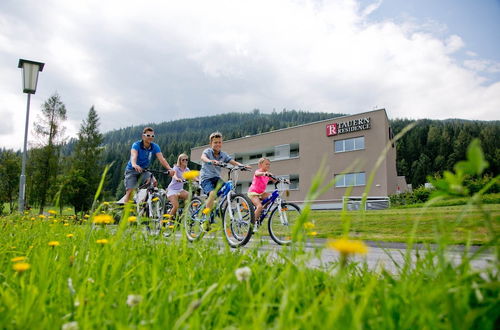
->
<box><xmin>185</xmin><ymin>197</ymin><xmax>205</xmax><ymax>242</ymax></box>
<box><xmin>268</xmin><ymin>202</ymin><xmax>301</xmax><ymax>245</ymax></box>
<box><xmin>222</xmin><ymin>193</ymin><xmax>254</xmax><ymax>248</ymax></box>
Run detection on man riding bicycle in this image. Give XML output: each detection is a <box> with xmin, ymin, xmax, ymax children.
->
<box><xmin>123</xmin><ymin>127</ymin><xmax>175</xmax><ymax>203</ymax></box>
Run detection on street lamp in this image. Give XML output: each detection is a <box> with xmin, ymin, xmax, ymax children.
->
<box><xmin>18</xmin><ymin>59</ymin><xmax>45</xmax><ymax>213</ymax></box>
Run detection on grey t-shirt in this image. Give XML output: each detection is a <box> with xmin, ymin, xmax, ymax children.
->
<box><xmin>200</xmin><ymin>148</ymin><xmax>232</xmax><ymax>181</ymax></box>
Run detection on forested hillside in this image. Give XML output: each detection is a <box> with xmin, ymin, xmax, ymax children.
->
<box><xmin>392</xmin><ymin>119</ymin><xmax>499</xmax><ymax>187</ymax></box>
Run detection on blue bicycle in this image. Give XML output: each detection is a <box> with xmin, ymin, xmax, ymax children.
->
<box><xmin>185</xmin><ymin>163</ymin><xmax>255</xmax><ymax>247</ymax></box>
<box><xmin>236</xmin><ymin>175</ymin><xmax>301</xmax><ymax>246</ymax></box>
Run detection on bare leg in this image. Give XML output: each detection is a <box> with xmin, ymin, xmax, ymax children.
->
<box><xmin>168</xmin><ymin>194</ymin><xmax>179</xmax><ymax>216</ymax></box>
<box><xmin>250</xmin><ymin>195</ymin><xmax>263</xmax><ymax>220</ymax></box>
<box><xmin>124</xmin><ymin>188</ymin><xmax>134</xmax><ymax>203</ymax></box>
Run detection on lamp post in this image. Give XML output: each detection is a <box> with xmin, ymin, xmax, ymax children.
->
<box><xmin>18</xmin><ymin>59</ymin><xmax>45</xmax><ymax>213</ymax></box>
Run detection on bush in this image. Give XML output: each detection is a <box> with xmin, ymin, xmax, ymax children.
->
<box><xmin>464</xmin><ymin>175</ymin><xmax>500</xmax><ymax>194</ymax></box>
<box><xmin>390</xmin><ymin>186</ymin><xmax>433</xmax><ymax>206</ymax></box>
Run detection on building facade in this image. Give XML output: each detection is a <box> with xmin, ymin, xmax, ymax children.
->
<box><xmin>191</xmin><ymin>109</ymin><xmax>406</xmax><ymax>209</ymax></box>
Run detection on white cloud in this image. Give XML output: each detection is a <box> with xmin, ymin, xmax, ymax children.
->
<box><xmin>0</xmin><ymin>0</ymin><xmax>499</xmax><ymax>150</ymax></box>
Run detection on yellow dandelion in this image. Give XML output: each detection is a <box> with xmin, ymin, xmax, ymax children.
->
<box><xmin>202</xmin><ymin>207</ymin><xmax>211</xmax><ymax>215</ymax></box>
<box><xmin>84</xmin><ymin>214</ymin><xmax>90</xmax><ymax>218</ymax></box>
<box><xmin>182</xmin><ymin>170</ymin><xmax>200</xmax><ymax>181</ymax></box>
<box><xmin>127</xmin><ymin>216</ymin><xmax>137</xmax><ymax>223</ymax></box>
<box><xmin>66</xmin><ymin>234</ymin><xmax>74</xmax><ymax>238</ymax></box>
<box><xmin>93</xmin><ymin>214</ymin><xmax>114</xmax><ymax>224</ymax></box>
<box><xmin>39</xmin><ymin>215</ymin><xmax>46</xmax><ymax>219</ymax></box>
<box><xmin>168</xmin><ymin>225</ymin><xmax>175</xmax><ymax>229</ymax></box>
<box><xmin>163</xmin><ymin>214</ymin><xmax>172</xmax><ymax>218</ymax></box>
<box><xmin>11</xmin><ymin>256</ymin><xmax>27</xmax><ymax>263</ymax></box>
<box><xmin>102</xmin><ymin>201</ymin><xmax>110</xmax><ymax>206</ymax></box>
<box><xmin>48</xmin><ymin>210</ymin><xmax>57</xmax><ymax>215</ymax></box>
<box><xmin>96</xmin><ymin>239</ymin><xmax>109</xmax><ymax>245</ymax></box>
<box><xmin>152</xmin><ymin>197</ymin><xmax>160</xmax><ymax>202</ymax></box>
<box><xmin>308</xmin><ymin>231</ymin><xmax>318</xmax><ymax>236</ymax></box>
<box><xmin>30</xmin><ymin>217</ymin><xmax>35</xmax><ymax>221</ymax></box>
<box><xmin>303</xmin><ymin>222</ymin><xmax>315</xmax><ymax>229</ymax></box>
<box><xmin>13</xmin><ymin>262</ymin><xmax>31</xmax><ymax>272</ymax></box>
<box><xmin>48</xmin><ymin>241</ymin><xmax>60</xmax><ymax>247</ymax></box>
<box><xmin>327</xmin><ymin>238</ymin><xmax>368</xmax><ymax>256</ymax></box>
<box><xmin>64</xmin><ymin>223</ymin><xmax>70</xmax><ymax>226</ymax></box>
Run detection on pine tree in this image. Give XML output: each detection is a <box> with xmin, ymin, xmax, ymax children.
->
<box><xmin>64</xmin><ymin>106</ymin><xmax>104</xmax><ymax>213</ymax></box>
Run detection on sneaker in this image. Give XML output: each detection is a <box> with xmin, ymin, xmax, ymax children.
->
<box><xmin>253</xmin><ymin>222</ymin><xmax>260</xmax><ymax>233</ymax></box>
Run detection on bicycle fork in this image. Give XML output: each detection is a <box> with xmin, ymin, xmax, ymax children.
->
<box><xmin>276</xmin><ymin>198</ymin><xmax>289</xmax><ymax>226</ymax></box>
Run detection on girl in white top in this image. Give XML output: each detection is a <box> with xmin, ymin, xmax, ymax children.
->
<box><xmin>167</xmin><ymin>153</ymin><xmax>193</xmax><ymax>218</ymax></box>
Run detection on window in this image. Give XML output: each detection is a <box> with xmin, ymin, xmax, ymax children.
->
<box><xmin>334</xmin><ymin>136</ymin><xmax>365</xmax><ymax>153</ymax></box>
<box><xmin>274</xmin><ymin>144</ymin><xmax>290</xmax><ymax>160</ymax></box>
<box><xmin>335</xmin><ymin>172</ymin><xmax>366</xmax><ymax>187</ymax></box>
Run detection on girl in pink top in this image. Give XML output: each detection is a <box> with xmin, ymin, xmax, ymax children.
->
<box><xmin>248</xmin><ymin>158</ymin><xmax>277</xmax><ymax>220</ymax></box>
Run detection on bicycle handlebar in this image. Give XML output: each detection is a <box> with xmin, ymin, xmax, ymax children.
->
<box><xmin>213</xmin><ymin>162</ymin><xmax>251</xmax><ymax>172</ymax></box>
<box><xmin>267</xmin><ymin>174</ymin><xmax>290</xmax><ymax>185</ymax></box>
<box><xmin>144</xmin><ymin>169</ymin><xmax>171</xmax><ymax>176</ymax></box>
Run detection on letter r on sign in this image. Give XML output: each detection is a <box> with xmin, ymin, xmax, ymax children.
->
<box><xmin>326</xmin><ymin>123</ymin><xmax>338</xmax><ymax>136</ymax></box>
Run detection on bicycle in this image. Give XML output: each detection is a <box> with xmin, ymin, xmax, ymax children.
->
<box><xmin>185</xmin><ymin>163</ymin><xmax>255</xmax><ymax>247</ymax></box>
<box><xmin>133</xmin><ymin>169</ymin><xmax>171</xmax><ymax>235</ymax></box>
<box><xmin>161</xmin><ymin>180</ymin><xmax>202</xmax><ymax>237</ymax></box>
<box><xmin>237</xmin><ymin>175</ymin><xmax>301</xmax><ymax>246</ymax></box>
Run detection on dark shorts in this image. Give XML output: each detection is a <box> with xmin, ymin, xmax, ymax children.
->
<box><xmin>124</xmin><ymin>169</ymin><xmax>152</xmax><ymax>190</ymax></box>
<box><xmin>201</xmin><ymin>177</ymin><xmax>224</xmax><ymax>195</ymax></box>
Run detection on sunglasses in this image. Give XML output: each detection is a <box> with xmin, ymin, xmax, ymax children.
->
<box><xmin>181</xmin><ymin>159</ymin><xmax>188</xmax><ymax>162</ymax></box>
<box><xmin>143</xmin><ymin>134</ymin><xmax>155</xmax><ymax>138</ymax></box>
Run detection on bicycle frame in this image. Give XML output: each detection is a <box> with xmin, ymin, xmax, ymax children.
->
<box><xmin>257</xmin><ymin>178</ymin><xmax>289</xmax><ymax>226</ymax></box>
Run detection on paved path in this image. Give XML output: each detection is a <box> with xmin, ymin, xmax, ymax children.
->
<box><xmin>239</xmin><ymin>236</ymin><xmax>495</xmax><ymax>273</ymax></box>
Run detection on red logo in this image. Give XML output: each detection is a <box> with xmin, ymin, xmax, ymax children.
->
<box><xmin>326</xmin><ymin>123</ymin><xmax>338</xmax><ymax>136</ymax></box>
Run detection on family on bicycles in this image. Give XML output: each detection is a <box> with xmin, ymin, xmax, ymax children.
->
<box><xmin>123</xmin><ymin>127</ymin><xmax>299</xmax><ymax>246</ymax></box>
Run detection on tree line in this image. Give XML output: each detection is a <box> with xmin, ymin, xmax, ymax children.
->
<box><xmin>0</xmin><ymin>94</ymin><xmax>498</xmax><ymax>215</ymax></box>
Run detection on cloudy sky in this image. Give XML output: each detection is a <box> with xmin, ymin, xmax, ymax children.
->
<box><xmin>1</xmin><ymin>0</ymin><xmax>499</xmax><ymax>150</ymax></box>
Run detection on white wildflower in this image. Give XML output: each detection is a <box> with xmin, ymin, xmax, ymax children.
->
<box><xmin>61</xmin><ymin>321</ymin><xmax>79</xmax><ymax>330</ymax></box>
<box><xmin>67</xmin><ymin>278</ymin><xmax>76</xmax><ymax>296</ymax></box>
<box><xmin>126</xmin><ymin>294</ymin><xmax>143</xmax><ymax>307</ymax></box>
<box><xmin>235</xmin><ymin>266</ymin><xmax>252</xmax><ymax>282</ymax></box>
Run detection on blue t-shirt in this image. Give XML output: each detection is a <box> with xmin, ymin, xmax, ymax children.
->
<box><xmin>200</xmin><ymin>148</ymin><xmax>232</xmax><ymax>181</ymax></box>
<box><xmin>126</xmin><ymin>141</ymin><xmax>161</xmax><ymax>170</ymax></box>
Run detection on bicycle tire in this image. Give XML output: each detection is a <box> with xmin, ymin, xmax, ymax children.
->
<box><xmin>222</xmin><ymin>192</ymin><xmax>254</xmax><ymax>248</ymax></box>
<box><xmin>268</xmin><ymin>202</ymin><xmax>301</xmax><ymax>245</ymax></box>
<box><xmin>185</xmin><ymin>197</ymin><xmax>205</xmax><ymax>242</ymax></box>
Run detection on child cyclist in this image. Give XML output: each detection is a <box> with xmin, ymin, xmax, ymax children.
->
<box><xmin>167</xmin><ymin>153</ymin><xmax>195</xmax><ymax>220</ymax></box>
<box><xmin>200</xmin><ymin>132</ymin><xmax>250</xmax><ymax>215</ymax></box>
<box><xmin>248</xmin><ymin>157</ymin><xmax>277</xmax><ymax>220</ymax></box>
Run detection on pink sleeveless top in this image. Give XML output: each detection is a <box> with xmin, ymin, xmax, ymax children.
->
<box><xmin>248</xmin><ymin>174</ymin><xmax>270</xmax><ymax>194</ymax></box>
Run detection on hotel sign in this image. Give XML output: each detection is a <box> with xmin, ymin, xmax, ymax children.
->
<box><xmin>326</xmin><ymin>117</ymin><xmax>371</xmax><ymax>136</ymax></box>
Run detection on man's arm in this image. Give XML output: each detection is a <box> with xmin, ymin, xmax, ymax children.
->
<box><xmin>156</xmin><ymin>152</ymin><xmax>175</xmax><ymax>176</ymax></box>
<box><xmin>130</xmin><ymin>149</ymin><xmax>142</xmax><ymax>172</ymax></box>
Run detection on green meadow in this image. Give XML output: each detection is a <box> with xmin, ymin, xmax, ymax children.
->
<box><xmin>1</xmin><ymin>201</ymin><xmax>498</xmax><ymax>329</ymax></box>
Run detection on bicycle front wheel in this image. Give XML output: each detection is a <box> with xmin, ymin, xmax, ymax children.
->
<box><xmin>148</xmin><ymin>193</ymin><xmax>164</xmax><ymax>235</ymax></box>
<box><xmin>185</xmin><ymin>197</ymin><xmax>205</xmax><ymax>242</ymax></box>
<box><xmin>268</xmin><ymin>202</ymin><xmax>301</xmax><ymax>245</ymax></box>
<box><xmin>222</xmin><ymin>193</ymin><xmax>254</xmax><ymax>248</ymax></box>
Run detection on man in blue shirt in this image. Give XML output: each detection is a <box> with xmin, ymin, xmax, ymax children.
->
<box><xmin>123</xmin><ymin>127</ymin><xmax>175</xmax><ymax>203</ymax></box>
